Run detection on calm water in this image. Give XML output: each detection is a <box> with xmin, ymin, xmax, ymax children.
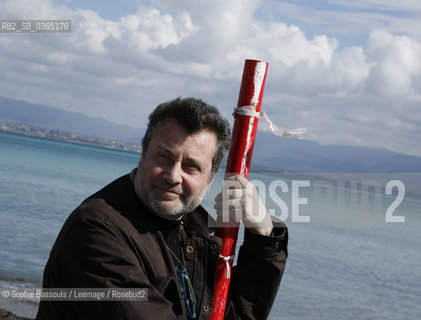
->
<box><xmin>0</xmin><ymin>131</ymin><xmax>420</xmax><ymax>319</ymax></box>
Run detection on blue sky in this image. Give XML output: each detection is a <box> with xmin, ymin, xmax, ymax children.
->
<box><xmin>1</xmin><ymin>0</ymin><xmax>421</xmax><ymax>157</ymax></box>
<box><xmin>56</xmin><ymin>0</ymin><xmax>419</xmax><ymax>46</ymax></box>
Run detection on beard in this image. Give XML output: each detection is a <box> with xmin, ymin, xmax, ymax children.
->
<box><xmin>134</xmin><ymin>164</ymin><xmax>209</xmax><ymax>221</ymax></box>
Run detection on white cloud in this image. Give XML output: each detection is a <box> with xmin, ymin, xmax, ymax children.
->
<box><xmin>366</xmin><ymin>30</ymin><xmax>421</xmax><ymax>98</ymax></box>
<box><xmin>69</xmin><ymin>9</ymin><xmax>121</xmax><ymax>54</ymax></box>
<box><xmin>264</xmin><ymin>1</ymin><xmax>421</xmax><ymax>46</ymax></box>
<box><xmin>0</xmin><ymin>0</ymin><xmax>67</xmax><ymax>19</ymax></box>
<box><xmin>119</xmin><ymin>7</ymin><xmax>195</xmax><ymax>53</ymax></box>
<box><xmin>0</xmin><ymin>0</ymin><xmax>420</xmax><ymax>157</ymax></box>
<box><xmin>326</xmin><ymin>0</ymin><xmax>421</xmax><ymax>12</ymax></box>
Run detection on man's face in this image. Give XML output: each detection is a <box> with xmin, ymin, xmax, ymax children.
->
<box><xmin>135</xmin><ymin>120</ymin><xmax>218</xmax><ymax>220</ymax></box>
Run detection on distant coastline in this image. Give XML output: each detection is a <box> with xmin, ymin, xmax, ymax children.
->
<box><xmin>0</xmin><ymin>121</ymin><xmax>142</xmax><ymax>154</ymax></box>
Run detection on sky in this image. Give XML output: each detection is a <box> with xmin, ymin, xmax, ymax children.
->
<box><xmin>1</xmin><ymin>0</ymin><xmax>421</xmax><ymax>157</ymax></box>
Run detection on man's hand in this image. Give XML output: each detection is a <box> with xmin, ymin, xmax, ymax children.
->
<box><xmin>214</xmin><ymin>175</ymin><xmax>273</xmax><ymax>236</ymax></box>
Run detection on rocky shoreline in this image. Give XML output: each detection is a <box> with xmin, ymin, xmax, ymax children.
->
<box><xmin>0</xmin><ymin>309</ymin><xmax>32</xmax><ymax>320</ymax></box>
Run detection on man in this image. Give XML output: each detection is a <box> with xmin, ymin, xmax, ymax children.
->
<box><xmin>36</xmin><ymin>98</ymin><xmax>288</xmax><ymax>320</ymax></box>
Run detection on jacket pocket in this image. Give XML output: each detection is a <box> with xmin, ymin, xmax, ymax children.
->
<box><xmin>150</xmin><ymin>276</ymin><xmax>183</xmax><ymax>316</ymax></box>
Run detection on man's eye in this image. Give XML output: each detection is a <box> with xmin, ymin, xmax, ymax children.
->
<box><xmin>156</xmin><ymin>154</ymin><xmax>169</xmax><ymax>162</ymax></box>
<box><xmin>183</xmin><ymin>163</ymin><xmax>198</xmax><ymax>170</ymax></box>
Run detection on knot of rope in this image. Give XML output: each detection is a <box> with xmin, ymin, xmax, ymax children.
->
<box><xmin>233</xmin><ymin>106</ymin><xmax>307</xmax><ymax>139</ymax></box>
<box><xmin>219</xmin><ymin>255</ymin><xmax>235</xmax><ymax>279</ymax></box>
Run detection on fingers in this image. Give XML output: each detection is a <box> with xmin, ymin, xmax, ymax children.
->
<box><xmin>214</xmin><ymin>190</ymin><xmax>242</xmax><ymax>215</ymax></box>
<box><xmin>214</xmin><ymin>188</ymin><xmax>243</xmax><ymax>203</ymax></box>
<box><xmin>214</xmin><ymin>197</ymin><xmax>240</xmax><ymax>210</ymax></box>
<box><xmin>213</xmin><ymin>175</ymin><xmax>273</xmax><ymax>235</ymax></box>
<box><xmin>224</xmin><ymin>174</ymin><xmax>250</xmax><ymax>187</ymax></box>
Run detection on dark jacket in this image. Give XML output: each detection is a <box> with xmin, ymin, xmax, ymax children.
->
<box><xmin>36</xmin><ymin>173</ymin><xmax>288</xmax><ymax>320</ymax></box>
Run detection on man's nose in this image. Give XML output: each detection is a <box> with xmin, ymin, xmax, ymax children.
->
<box><xmin>163</xmin><ymin>162</ymin><xmax>183</xmax><ymax>185</ymax></box>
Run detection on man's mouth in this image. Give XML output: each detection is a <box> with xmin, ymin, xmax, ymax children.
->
<box><xmin>153</xmin><ymin>185</ymin><xmax>182</xmax><ymax>200</ymax></box>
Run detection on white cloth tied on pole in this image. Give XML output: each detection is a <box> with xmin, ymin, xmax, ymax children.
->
<box><xmin>219</xmin><ymin>255</ymin><xmax>235</xmax><ymax>279</ymax></box>
<box><xmin>233</xmin><ymin>106</ymin><xmax>307</xmax><ymax>139</ymax></box>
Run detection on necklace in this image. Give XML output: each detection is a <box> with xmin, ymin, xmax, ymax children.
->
<box><xmin>165</xmin><ymin>220</ymin><xmax>186</xmax><ymax>270</ymax></box>
<box><xmin>167</xmin><ymin>244</ymin><xmax>186</xmax><ymax>270</ymax></box>
<box><xmin>165</xmin><ymin>224</ymin><xmax>197</xmax><ymax>319</ymax></box>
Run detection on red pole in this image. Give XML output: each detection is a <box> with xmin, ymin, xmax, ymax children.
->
<box><xmin>210</xmin><ymin>59</ymin><xmax>269</xmax><ymax>319</ymax></box>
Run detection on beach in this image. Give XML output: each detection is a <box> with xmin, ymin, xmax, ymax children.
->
<box><xmin>0</xmin><ymin>309</ymin><xmax>31</xmax><ymax>320</ymax></box>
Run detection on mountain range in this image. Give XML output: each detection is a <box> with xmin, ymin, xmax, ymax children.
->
<box><xmin>1</xmin><ymin>96</ymin><xmax>421</xmax><ymax>172</ymax></box>
<box><xmin>0</xmin><ymin>96</ymin><xmax>144</xmax><ymax>144</ymax></box>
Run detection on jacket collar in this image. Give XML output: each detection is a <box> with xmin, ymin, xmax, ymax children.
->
<box><xmin>183</xmin><ymin>205</ymin><xmax>218</xmax><ymax>238</ymax></box>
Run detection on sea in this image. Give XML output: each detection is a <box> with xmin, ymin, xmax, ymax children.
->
<box><xmin>0</xmin><ymin>131</ymin><xmax>420</xmax><ymax>320</ymax></box>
